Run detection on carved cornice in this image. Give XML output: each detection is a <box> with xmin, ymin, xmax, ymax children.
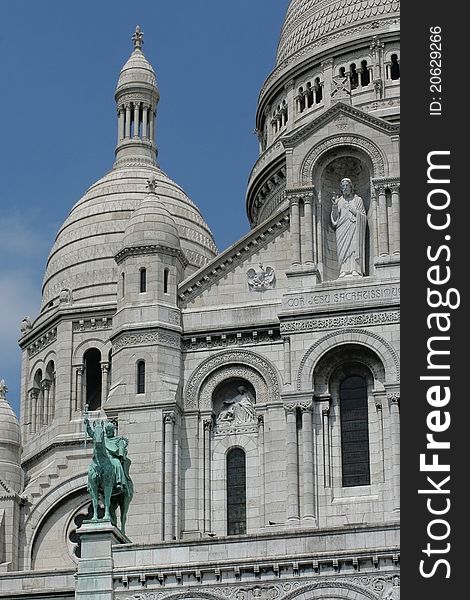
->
<box><xmin>283</xmin><ymin>102</ymin><xmax>399</xmax><ymax>150</ymax></box>
<box><xmin>183</xmin><ymin>328</ymin><xmax>281</xmax><ymax>352</ymax></box>
<box><xmin>27</xmin><ymin>327</ymin><xmax>57</xmax><ymax>358</ymax></box>
<box><xmin>179</xmin><ymin>209</ymin><xmax>289</xmax><ymax>304</ymax></box>
<box><xmin>73</xmin><ymin>317</ymin><xmax>112</xmax><ymax>333</ymax></box>
<box><xmin>115</xmin><ymin>244</ymin><xmax>188</xmax><ymax>267</ymax></box>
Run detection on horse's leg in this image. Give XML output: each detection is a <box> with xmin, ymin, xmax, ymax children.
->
<box><xmin>120</xmin><ymin>496</ymin><xmax>128</xmax><ymax>535</ymax></box>
<box><xmin>88</xmin><ymin>470</ymin><xmax>99</xmax><ymax>520</ymax></box>
<box><xmin>103</xmin><ymin>480</ymin><xmax>112</xmax><ymax>520</ymax></box>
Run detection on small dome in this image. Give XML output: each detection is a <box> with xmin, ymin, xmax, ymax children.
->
<box><xmin>0</xmin><ymin>380</ymin><xmax>20</xmax><ymax>448</ymax></box>
<box><xmin>121</xmin><ymin>185</ymin><xmax>181</xmax><ymax>251</ymax></box>
<box><xmin>116</xmin><ymin>26</ymin><xmax>158</xmax><ymax>93</ymax></box>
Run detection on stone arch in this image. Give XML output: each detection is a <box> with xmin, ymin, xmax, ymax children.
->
<box><xmin>72</xmin><ymin>337</ymin><xmax>111</xmax><ymax>362</ymax></box>
<box><xmin>29</xmin><ymin>358</ymin><xmax>45</xmax><ymax>381</ymax></box>
<box><xmin>297</xmin><ymin>329</ymin><xmax>399</xmax><ymax>391</ymax></box>
<box><xmin>281</xmin><ymin>580</ymin><xmax>383</xmax><ymax>600</ymax></box>
<box><xmin>184</xmin><ymin>350</ymin><xmax>281</xmax><ymax>410</ymax></box>
<box><xmin>300</xmin><ymin>133</ymin><xmax>388</xmax><ymax>184</ymax></box>
<box><xmin>24</xmin><ymin>473</ymin><xmax>88</xmax><ymax>570</ymax></box>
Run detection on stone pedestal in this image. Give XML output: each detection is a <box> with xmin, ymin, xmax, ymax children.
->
<box><xmin>75</xmin><ymin>520</ymin><xmax>130</xmax><ymax>600</ymax></box>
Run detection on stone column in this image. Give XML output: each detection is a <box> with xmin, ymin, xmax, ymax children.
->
<box><xmin>377</xmin><ymin>185</ymin><xmax>389</xmax><ymax>255</ymax></box>
<box><xmin>133</xmin><ymin>102</ymin><xmax>140</xmax><ymax>137</ymax></box>
<box><xmin>76</xmin><ymin>366</ymin><xmax>84</xmax><ymax>413</ymax></box>
<box><xmin>41</xmin><ymin>379</ymin><xmax>51</xmax><ymax>425</ymax></box>
<box><xmin>284</xmin><ymin>80</ymin><xmax>295</xmax><ymax>131</ymax></box>
<box><xmin>285</xmin><ymin>402</ymin><xmax>299</xmax><ymax>521</ymax></box>
<box><xmin>118</xmin><ymin>107</ymin><xmax>124</xmax><ymax>141</ymax></box>
<box><xmin>303</xmin><ymin>194</ymin><xmax>314</xmax><ymax>265</ymax></box>
<box><xmin>100</xmin><ymin>361</ymin><xmax>110</xmax><ymax>406</ymax></box>
<box><xmin>163</xmin><ymin>411</ymin><xmax>176</xmax><ymax>540</ymax></box>
<box><xmin>29</xmin><ymin>388</ymin><xmax>39</xmax><ymax>433</ymax></box>
<box><xmin>125</xmin><ymin>104</ymin><xmax>131</xmax><ymax>138</ymax></box>
<box><xmin>142</xmin><ymin>103</ymin><xmax>148</xmax><ymax>138</ymax></box>
<box><xmin>283</xmin><ymin>337</ymin><xmax>291</xmax><ymax>385</ymax></box>
<box><xmin>300</xmin><ymin>401</ymin><xmax>315</xmax><ymax>521</ymax></box>
<box><xmin>315</xmin><ymin>196</ymin><xmax>323</xmax><ymax>269</ymax></box>
<box><xmin>50</xmin><ymin>372</ymin><xmax>56</xmax><ymax>422</ymax></box>
<box><xmin>390</xmin><ymin>184</ymin><xmax>400</xmax><ymax>254</ymax></box>
<box><xmin>149</xmin><ymin>110</ymin><xmax>155</xmax><ymax>143</ymax></box>
<box><xmin>203</xmin><ymin>418</ymin><xmax>212</xmax><ymax>533</ymax></box>
<box><xmin>258</xmin><ymin>415</ymin><xmax>266</xmax><ymax>528</ymax></box>
<box><xmin>321</xmin><ymin>59</ymin><xmax>334</xmax><ymax>109</ymax></box>
<box><xmin>388</xmin><ymin>393</ymin><xmax>400</xmax><ymax>512</ymax></box>
<box><xmin>319</xmin><ymin>398</ymin><xmax>331</xmax><ymax>488</ymax></box>
<box><xmin>290</xmin><ymin>197</ymin><xmax>301</xmax><ymax>267</ymax></box>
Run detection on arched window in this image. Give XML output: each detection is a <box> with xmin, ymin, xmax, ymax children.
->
<box><xmin>139</xmin><ymin>268</ymin><xmax>147</xmax><ymax>293</ymax></box>
<box><xmin>84</xmin><ymin>348</ymin><xmax>102</xmax><ymax>411</ymax></box>
<box><xmin>361</xmin><ymin>60</ymin><xmax>370</xmax><ymax>86</ymax></box>
<box><xmin>227</xmin><ymin>447</ymin><xmax>247</xmax><ymax>535</ymax></box>
<box><xmin>137</xmin><ymin>360</ymin><xmax>145</xmax><ymax>394</ymax></box>
<box><xmin>391</xmin><ymin>54</ymin><xmax>400</xmax><ymax>80</ymax></box>
<box><xmin>339</xmin><ymin>66</ymin><xmax>346</xmax><ymax>78</ymax></box>
<box><xmin>164</xmin><ymin>268</ymin><xmax>169</xmax><ymax>294</ymax></box>
<box><xmin>45</xmin><ymin>360</ymin><xmax>56</xmax><ymax>423</ymax></box>
<box><xmin>340</xmin><ymin>375</ymin><xmax>370</xmax><ymax>487</ymax></box>
<box><xmin>314</xmin><ymin>77</ymin><xmax>322</xmax><ymax>103</ymax></box>
<box><xmin>349</xmin><ymin>63</ymin><xmax>358</xmax><ymax>89</ymax></box>
<box><xmin>121</xmin><ymin>272</ymin><xmax>125</xmax><ymax>297</ymax></box>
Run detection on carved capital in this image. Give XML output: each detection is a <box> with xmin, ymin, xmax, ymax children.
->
<box><xmin>29</xmin><ymin>387</ymin><xmax>40</xmax><ymax>400</ymax></box>
<box><xmin>203</xmin><ymin>418</ymin><xmax>212</xmax><ymax>432</ymax></box>
<box><xmin>100</xmin><ymin>361</ymin><xmax>110</xmax><ymax>373</ymax></box>
<box><xmin>40</xmin><ymin>379</ymin><xmax>52</xmax><ymax>392</ymax></box>
<box><xmin>388</xmin><ymin>392</ymin><xmax>400</xmax><ymax>405</ymax></box>
<box><xmin>321</xmin><ymin>58</ymin><xmax>334</xmax><ymax>71</ymax></box>
<box><xmin>284</xmin><ymin>401</ymin><xmax>298</xmax><ymax>415</ymax></box>
<box><xmin>163</xmin><ymin>411</ymin><xmax>176</xmax><ymax>425</ymax></box>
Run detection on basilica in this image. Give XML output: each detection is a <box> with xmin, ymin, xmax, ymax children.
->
<box><xmin>0</xmin><ymin>1</ymin><xmax>400</xmax><ymax>598</ymax></box>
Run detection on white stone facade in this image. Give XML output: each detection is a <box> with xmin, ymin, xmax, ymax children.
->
<box><xmin>0</xmin><ymin>2</ymin><xmax>400</xmax><ymax>599</ymax></box>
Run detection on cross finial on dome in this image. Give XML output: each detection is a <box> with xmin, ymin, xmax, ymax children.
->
<box><xmin>0</xmin><ymin>379</ymin><xmax>7</xmax><ymax>400</ymax></box>
<box><xmin>146</xmin><ymin>178</ymin><xmax>158</xmax><ymax>195</ymax></box>
<box><xmin>132</xmin><ymin>25</ymin><xmax>144</xmax><ymax>50</ymax></box>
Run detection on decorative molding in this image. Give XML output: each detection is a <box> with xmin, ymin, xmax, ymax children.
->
<box><xmin>185</xmin><ymin>350</ymin><xmax>280</xmax><ymax>410</ymax></box>
<box><xmin>183</xmin><ymin>328</ymin><xmax>281</xmax><ymax>352</ymax></box>
<box><xmin>300</xmin><ymin>133</ymin><xmax>387</xmax><ymax>184</ymax></box>
<box><xmin>200</xmin><ymin>365</ymin><xmax>267</xmax><ymax>411</ymax></box>
<box><xmin>27</xmin><ymin>327</ymin><xmax>57</xmax><ymax>358</ymax></box>
<box><xmin>115</xmin><ymin>244</ymin><xmax>189</xmax><ymax>267</ymax></box>
<box><xmin>73</xmin><ymin>317</ymin><xmax>112</xmax><ymax>332</ymax></box>
<box><xmin>113</xmin><ymin>330</ymin><xmax>181</xmax><ymax>352</ymax></box>
<box><xmin>297</xmin><ymin>329</ymin><xmax>400</xmax><ymax>390</ymax></box>
<box><xmin>280</xmin><ymin>310</ymin><xmax>400</xmax><ymax>334</ymax></box>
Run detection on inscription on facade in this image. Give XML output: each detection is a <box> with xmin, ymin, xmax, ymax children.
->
<box><xmin>282</xmin><ymin>284</ymin><xmax>400</xmax><ymax>313</ymax></box>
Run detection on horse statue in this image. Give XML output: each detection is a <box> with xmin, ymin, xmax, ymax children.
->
<box><xmin>84</xmin><ymin>418</ymin><xmax>134</xmax><ymax>535</ymax></box>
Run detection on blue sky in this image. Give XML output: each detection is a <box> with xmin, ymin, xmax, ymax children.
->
<box><xmin>0</xmin><ymin>1</ymin><xmax>290</xmax><ymax>415</ymax></box>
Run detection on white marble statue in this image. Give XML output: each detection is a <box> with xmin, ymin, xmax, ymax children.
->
<box><xmin>218</xmin><ymin>386</ymin><xmax>256</xmax><ymax>425</ymax></box>
<box><xmin>330</xmin><ymin>177</ymin><xmax>367</xmax><ymax>278</ymax></box>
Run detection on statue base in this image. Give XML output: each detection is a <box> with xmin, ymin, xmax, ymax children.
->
<box><xmin>75</xmin><ymin>520</ymin><xmax>130</xmax><ymax>600</ymax></box>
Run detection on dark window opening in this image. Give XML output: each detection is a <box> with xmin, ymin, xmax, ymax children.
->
<box><xmin>340</xmin><ymin>375</ymin><xmax>370</xmax><ymax>487</ymax></box>
<box><xmin>350</xmin><ymin>63</ymin><xmax>358</xmax><ymax>89</ymax></box>
<box><xmin>306</xmin><ymin>83</ymin><xmax>313</xmax><ymax>108</ymax></box>
<box><xmin>139</xmin><ymin>268</ymin><xmax>147</xmax><ymax>293</ymax></box>
<box><xmin>339</xmin><ymin>67</ymin><xmax>346</xmax><ymax>78</ymax></box>
<box><xmin>391</xmin><ymin>54</ymin><xmax>400</xmax><ymax>80</ymax></box>
<box><xmin>227</xmin><ymin>448</ymin><xmax>247</xmax><ymax>535</ymax></box>
<box><xmin>361</xmin><ymin>60</ymin><xmax>370</xmax><ymax>86</ymax></box>
<box><xmin>137</xmin><ymin>360</ymin><xmax>145</xmax><ymax>394</ymax></box>
<box><xmin>164</xmin><ymin>268</ymin><xmax>169</xmax><ymax>294</ymax></box>
<box><xmin>314</xmin><ymin>78</ymin><xmax>322</xmax><ymax>103</ymax></box>
<box><xmin>121</xmin><ymin>272</ymin><xmax>125</xmax><ymax>297</ymax></box>
<box><xmin>84</xmin><ymin>348</ymin><xmax>102</xmax><ymax>411</ymax></box>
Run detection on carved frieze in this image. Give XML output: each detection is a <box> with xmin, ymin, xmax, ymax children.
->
<box><xmin>27</xmin><ymin>327</ymin><xmax>57</xmax><ymax>357</ymax></box>
<box><xmin>113</xmin><ymin>331</ymin><xmax>181</xmax><ymax>352</ymax></box>
<box><xmin>280</xmin><ymin>310</ymin><xmax>400</xmax><ymax>333</ymax></box>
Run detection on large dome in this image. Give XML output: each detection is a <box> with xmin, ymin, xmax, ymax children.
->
<box><xmin>41</xmin><ymin>165</ymin><xmax>217</xmax><ymax>311</ymax></box>
<box><xmin>277</xmin><ymin>0</ymin><xmax>400</xmax><ymax>66</ymax></box>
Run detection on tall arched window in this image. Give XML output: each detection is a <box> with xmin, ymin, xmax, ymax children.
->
<box><xmin>390</xmin><ymin>54</ymin><xmax>400</xmax><ymax>80</ymax></box>
<box><xmin>84</xmin><ymin>348</ymin><xmax>102</xmax><ymax>411</ymax></box>
<box><xmin>139</xmin><ymin>268</ymin><xmax>147</xmax><ymax>293</ymax></box>
<box><xmin>361</xmin><ymin>60</ymin><xmax>370</xmax><ymax>86</ymax></box>
<box><xmin>137</xmin><ymin>360</ymin><xmax>145</xmax><ymax>394</ymax></box>
<box><xmin>340</xmin><ymin>375</ymin><xmax>370</xmax><ymax>487</ymax></box>
<box><xmin>227</xmin><ymin>448</ymin><xmax>247</xmax><ymax>535</ymax></box>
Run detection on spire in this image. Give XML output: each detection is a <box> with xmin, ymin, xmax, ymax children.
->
<box><xmin>114</xmin><ymin>26</ymin><xmax>160</xmax><ymax>168</ymax></box>
<box><xmin>132</xmin><ymin>25</ymin><xmax>144</xmax><ymax>50</ymax></box>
